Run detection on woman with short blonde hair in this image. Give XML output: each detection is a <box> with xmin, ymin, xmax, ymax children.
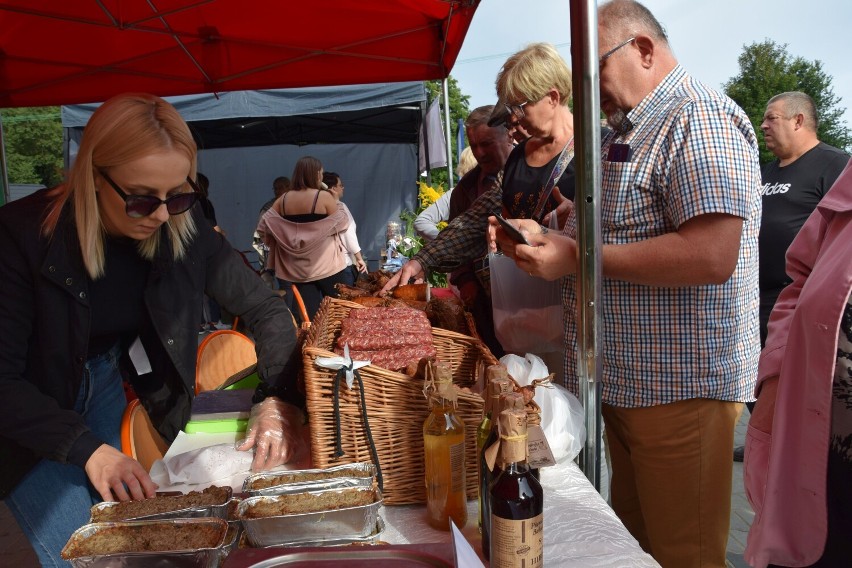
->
<box><xmin>496</xmin><ymin>42</ymin><xmax>573</xmax><ymax>116</ymax></box>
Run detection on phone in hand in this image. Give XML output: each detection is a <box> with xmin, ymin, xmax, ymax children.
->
<box><xmin>495</xmin><ymin>214</ymin><xmax>531</xmax><ymax>246</ymax></box>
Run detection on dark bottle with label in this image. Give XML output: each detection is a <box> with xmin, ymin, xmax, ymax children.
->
<box><xmin>477</xmin><ymin>367</ymin><xmax>512</xmax><ymax>530</ymax></box>
<box><xmin>423</xmin><ymin>361</ymin><xmax>467</xmax><ymax>531</ymax></box>
<box><xmin>489</xmin><ymin>409</ymin><xmax>544</xmax><ymax>568</ymax></box>
<box><xmin>526</xmin><ymin>410</ymin><xmax>542</xmax><ymax>482</ymax></box>
<box><xmin>480</xmin><ymin>390</ymin><xmax>524</xmax><ymax>560</ymax></box>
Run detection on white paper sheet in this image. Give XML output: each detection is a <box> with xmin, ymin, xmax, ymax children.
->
<box><xmin>451</xmin><ymin>520</ymin><xmax>485</xmax><ymax>568</ymax></box>
<box><xmin>150</xmin><ymin>428</ymin><xmax>312</xmax><ymax>493</ymax></box>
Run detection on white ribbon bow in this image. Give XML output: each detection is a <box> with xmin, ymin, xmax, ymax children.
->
<box><xmin>314</xmin><ymin>343</ymin><xmax>371</xmax><ymax>389</ymax></box>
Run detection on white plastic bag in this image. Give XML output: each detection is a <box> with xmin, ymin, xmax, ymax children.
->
<box><xmin>501</xmin><ymin>353</ymin><xmax>586</xmax><ymax>462</ymax></box>
<box><xmin>489</xmin><ymin>213</ymin><xmax>564</xmax><ymax>354</ymax></box>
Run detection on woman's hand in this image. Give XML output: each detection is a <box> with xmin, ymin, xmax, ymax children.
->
<box><xmin>541</xmin><ymin>186</ymin><xmax>574</xmax><ymax>230</ymax></box>
<box><xmin>486</xmin><ymin>216</ymin><xmax>542</xmax><ymax>254</ymax></box>
<box><xmin>236</xmin><ymin>396</ymin><xmax>306</xmax><ymax>471</ymax></box>
<box><xmin>85</xmin><ymin>444</ymin><xmax>159</xmax><ymax>502</ymax></box>
<box><xmin>748</xmin><ymin>376</ymin><xmax>779</xmax><ymax>435</ymax></box>
<box><xmin>354</xmin><ymin>253</ymin><xmax>368</xmax><ymax>274</ymax></box>
<box><xmin>486</xmin><ymin>216</ymin><xmax>578</xmax><ymax>280</ymax></box>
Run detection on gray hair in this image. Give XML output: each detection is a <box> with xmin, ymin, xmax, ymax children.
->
<box><xmin>599</xmin><ymin>0</ymin><xmax>669</xmax><ymax>46</ymax></box>
<box><xmin>465</xmin><ymin>105</ymin><xmax>505</xmax><ymax>131</ymax></box>
<box><xmin>768</xmin><ymin>91</ymin><xmax>818</xmax><ymax>131</ymax></box>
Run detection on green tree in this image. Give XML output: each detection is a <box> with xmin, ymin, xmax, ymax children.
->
<box><xmin>724</xmin><ymin>40</ymin><xmax>852</xmax><ymax>164</ymax></box>
<box><xmin>424</xmin><ymin>76</ymin><xmax>471</xmax><ymax>190</ymax></box>
<box><xmin>1</xmin><ymin>106</ymin><xmax>64</xmax><ymax>187</ymax></box>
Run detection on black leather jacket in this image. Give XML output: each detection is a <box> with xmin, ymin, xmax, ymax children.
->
<box><xmin>0</xmin><ymin>189</ymin><xmax>300</xmax><ymax>497</ymax></box>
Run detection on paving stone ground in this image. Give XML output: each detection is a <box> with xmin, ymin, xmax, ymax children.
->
<box><xmin>726</xmin><ymin>407</ymin><xmax>754</xmax><ymax>568</ymax></box>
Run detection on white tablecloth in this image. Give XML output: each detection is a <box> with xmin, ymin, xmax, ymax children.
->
<box><xmin>380</xmin><ymin>461</ymin><xmax>659</xmax><ymax>567</ymax></box>
<box><xmin>158</xmin><ymin>432</ymin><xmax>658</xmax><ymax>567</ymax></box>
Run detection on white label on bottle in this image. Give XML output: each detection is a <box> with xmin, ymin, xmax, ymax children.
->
<box><xmin>450</xmin><ymin>441</ymin><xmax>465</xmax><ymax>493</ymax></box>
<box><xmin>527</xmin><ymin>425</ymin><xmax>557</xmax><ymax>469</ymax></box>
<box><xmin>490</xmin><ymin>513</ymin><xmax>544</xmax><ymax>567</ymax></box>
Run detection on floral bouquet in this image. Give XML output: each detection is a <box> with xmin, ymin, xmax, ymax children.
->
<box><xmin>398</xmin><ymin>181</ymin><xmax>449</xmax><ymax>288</ymax></box>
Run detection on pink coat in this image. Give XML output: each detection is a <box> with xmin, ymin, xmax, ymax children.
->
<box><xmin>744</xmin><ymin>157</ymin><xmax>852</xmax><ymax>567</ymax></box>
<box><xmin>256</xmin><ymin>202</ymin><xmax>350</xmax><ymax>283</ymax></box>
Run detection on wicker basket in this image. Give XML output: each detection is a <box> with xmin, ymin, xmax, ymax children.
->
<box><xmin>303</xmin><ymin>297</ymin><xmax>495</xmax><ymax>505</ymax></box>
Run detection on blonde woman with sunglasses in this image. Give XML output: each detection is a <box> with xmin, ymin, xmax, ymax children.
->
<box><xmin>0</xmin><ymin>93</ymin><xmax>305</xmax><ymax>567</ymax></box>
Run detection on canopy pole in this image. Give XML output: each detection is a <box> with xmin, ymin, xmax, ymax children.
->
<box><xmin>569</xmin><ymin>0</ymin><xmax>603</xmax><ymax>490</ymax></box>
<box><xmin>421</xmin><ymin>100</ymin><xmax>433</xmax><ymax>185</ymax></box>
<box><xmin>442</xmin><ymin>78</ymin><xmax>454</xmax><ymax>187</ymax></box>
<box><xmin>0</xmin><ymin>114</ymin><xmax>9</xmax><ymax>206</ymax></box>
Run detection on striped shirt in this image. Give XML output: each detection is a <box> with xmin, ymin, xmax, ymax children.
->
<box><xmin>562</xmin><ymin>65</ymin><xmax>762</xmax><ymax>407</ymax></box>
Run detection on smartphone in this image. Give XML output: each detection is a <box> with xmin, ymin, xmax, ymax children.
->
<box><xmin>495</xmin><ymin>214</ymin><xmax>531</xmax><ymax>246</ymax></box>
<box><xmin>607</xmin><ymin>142</ymin><xmax>633</xmax><ymax>163</ymax></box>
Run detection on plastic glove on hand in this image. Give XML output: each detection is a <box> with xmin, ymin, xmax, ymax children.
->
<box><xmin>236</xmin><ymin>396</ymin><xmax>306</xmax><ymax>471</ymax></box>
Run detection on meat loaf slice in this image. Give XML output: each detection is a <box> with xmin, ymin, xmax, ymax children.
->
<box><xmin>347</xmin><ymin>307</ymin><xmax>429</xmax><ymax>322</ymax></box>
<box><xmin>339</xmin><ymin>344</ymin><xmax>437</xmax><ymax>371</ymax></box>
<box><xmin>337</xmin><ymin>330</ymin><xmax>432</xmax><ymax>351</ymax></box>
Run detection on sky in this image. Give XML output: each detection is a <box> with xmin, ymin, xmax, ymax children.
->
<box><xmin>451</xmin><ymin>0</ymin><xmax>852</xmax><ymax>132</ymax></box>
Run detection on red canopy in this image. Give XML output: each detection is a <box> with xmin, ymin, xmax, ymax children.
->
<box><xmin>0</xmin><ymin>0</ymin><xmax>479</xmax><ymax>107</ymax></box>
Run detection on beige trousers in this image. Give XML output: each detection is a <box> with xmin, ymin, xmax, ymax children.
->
<box><xmin>602</xmin><ymin>398</ymin><xmax>743</xmax><ymax>568</ymax></box>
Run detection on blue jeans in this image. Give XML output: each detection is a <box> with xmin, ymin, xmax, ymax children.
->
<box><xmin>6</xmin><ymin>345</ymin><xmax>126</xmax><ymax>567</ymax></box>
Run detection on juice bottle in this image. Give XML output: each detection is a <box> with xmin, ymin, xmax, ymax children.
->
<box><xmin>423</xmin><ymin>361</ymin><xmax>467</xmax><ymax>530</ymax></box>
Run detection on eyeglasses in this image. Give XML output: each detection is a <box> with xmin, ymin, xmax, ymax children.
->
<box><xmin>99</xmin><ymin>170</ymin><xmax>200</xmax><ymax>218</ymax></box>
<box><xmin>599</xmin><ymin>37</ymin><xmax>635</xmax><ymax>67</ymax></box>
<box><xmin>505</xmin><ymin>100</ymin><xmax>529</xmax><ymax>120</ymax></box>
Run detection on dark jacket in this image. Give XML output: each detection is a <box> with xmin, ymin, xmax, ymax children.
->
<box><xmin>0</xmin><ymin>189</ymin><xmax>301</xmax><ymax>497</ymax></box>
<box><xmin>447</xmin><ymin>165</ymin><xmax>488</xmax><ymax>290</ymax></box>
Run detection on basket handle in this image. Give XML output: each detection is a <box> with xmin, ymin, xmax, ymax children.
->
<box><xmin>332</xmin><ymin>365</ymin><xmax>384</xmax><ymax>491</ymax></box>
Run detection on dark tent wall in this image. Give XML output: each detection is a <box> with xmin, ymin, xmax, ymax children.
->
<box><xmin>197</xmin><ymin>142</ymin><xmax>415</xmax><ymax>266</ymax></box>
<box><xmin>61</xmin><ymin>83</ymin><xmax>425</xmax><ymax>267</ymax></box>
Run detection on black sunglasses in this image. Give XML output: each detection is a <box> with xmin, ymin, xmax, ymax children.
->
<box><xmin>98</xmin><ymin>170</ymin><xmax>200</xmax><ymax>218</ymax></box>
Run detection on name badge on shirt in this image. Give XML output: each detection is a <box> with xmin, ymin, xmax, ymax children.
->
<box><xmin>128</xmin><ymin>336</ymin><xmax>152</xmax><ymax>375</ymax></box>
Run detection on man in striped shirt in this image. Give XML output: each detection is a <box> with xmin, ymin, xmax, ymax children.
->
<box><xmin>490</xmin><ymin>1</ymin><xmax>761</xmax><ymax>566</ymax></box>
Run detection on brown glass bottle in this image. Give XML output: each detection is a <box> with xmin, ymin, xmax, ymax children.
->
<box><xmin>423</xmin><ymin>361</ymin><xmax>467</xmax><ymax>531</ymax></box>
<box><xmin>489</xmin><ymin>409</ymin><xmax>544</xmax><ymax>568</ymax></box>
<box><xmin>526</xmin><ymin>410</ymin><xmax>542</xmax><ymax>482</ymax></box>
<box><xmin>480</xmin><ymin>391</ymin><xmax>524</xmax><ymax>560</ymax></box>
<box><xmin>477</xmin><ymin>367</ymin><xmax>512</xmax><ymax>530</ymax></box>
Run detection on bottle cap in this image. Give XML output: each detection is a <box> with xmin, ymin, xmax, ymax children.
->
<box><xmin>497</xmin><ymin>409</ymin><xmax>528</xmax><ymax>463</ymax></box>
<box><xmin>485</xmin><ymin>364</ymin><xmax>508</xmax><ymax>382</ymax></box>
<box><xmin>499</xmin><ymin>391</ymin><xmax>524</xmax><ymax>413</ymax></box>
<box><xmin>424</xmin><ymin>361</ymin><xmax>457</xmax><ymax>404</ymax></box>
<box><xmin>486</xmin><ymin>374</ymin><xmax>512</xmax><ymax>415</ymax></box>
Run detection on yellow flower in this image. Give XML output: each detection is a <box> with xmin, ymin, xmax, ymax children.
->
<box><xmin>417</xmin><ymin>181</ymin><xmax>446</xmax><ymax>211</ymax></box>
